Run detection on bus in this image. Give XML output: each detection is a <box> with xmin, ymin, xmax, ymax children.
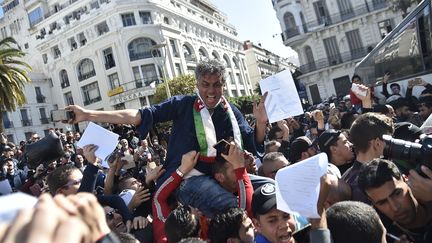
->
<box><xmin>355</xmin><ymin>0</ymin><xmax>432</xmax><ymax>98</ymax></box>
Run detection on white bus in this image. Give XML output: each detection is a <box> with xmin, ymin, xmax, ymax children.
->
<box><xmin>355</xmin><ymin>0</ymin><xmax>432</xmax><ymax>98</ymax></box>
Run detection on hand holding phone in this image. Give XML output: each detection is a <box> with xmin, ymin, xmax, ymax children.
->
<box><xmin>213</xmin><ymin>139</ymin><xmax>230</xmax><ymax>155</ymax></box>
<box><xmin>51</xmin><ymin>109</ymin><xmax>75</xmax><ymax>123</ymax></box>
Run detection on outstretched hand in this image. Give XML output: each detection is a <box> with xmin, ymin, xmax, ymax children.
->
<box><xmin>253</xmin><ymin>92</ymin><xmax>269</xmax><ymax>125</ymax></box>
<box><xmin>65</xmin><ymin>105</ymin><xmax>87</xmax><ymax>124</ymax></box>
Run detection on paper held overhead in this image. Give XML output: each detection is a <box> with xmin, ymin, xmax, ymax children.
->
<box><xmin>259</xmin><ymin>70</ymin><xmax>304</xmax><ymax>123</ymax></box>
<box><xmin>275</xmin><ymin>153</ymin><xmax>328</xmax><ymax>218</ymax></box>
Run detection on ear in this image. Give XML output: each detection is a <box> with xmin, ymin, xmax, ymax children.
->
<box><xmin>252</xmin><ymin>218</ymin><xmax>262</xmax><ymax>233</ymax></box>
<box><xmin>214</xmin><ymin>172</ymin><xmax>224</xmax><ymax>184</ymax></box>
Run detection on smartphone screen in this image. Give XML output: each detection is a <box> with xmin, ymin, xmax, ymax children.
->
<box><xmin>213</xmin><ymin>139</ymin><xmax>230</xmax><ymax>155</ymax></box>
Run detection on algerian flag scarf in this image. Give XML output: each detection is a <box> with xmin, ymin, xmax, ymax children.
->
<box><xmin>193</xmin><ymin>92</ymin><xmax>242</xmax><ymax>161</ymax></box>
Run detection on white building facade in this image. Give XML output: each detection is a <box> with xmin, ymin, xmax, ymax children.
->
<box><xmin>272</xmin><ymin>0</ymin><xmax>410</xmax><ymax>104</ymax></box>
<box><xmin>1</xmin><ymin>0</ymin><xmax>254</xmax><ymax>140</ymax></box>
<box><xmin>243</xmin><ymin>40</ymin><xmax>296</xmax><ymax>91</ymax></box>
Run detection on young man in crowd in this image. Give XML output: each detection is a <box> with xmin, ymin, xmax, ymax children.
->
<box><xmin>261</xmin><ymin>152</ymin><xmax>289</xmax><ymax>180</ymax></box>
<box><xmin>288</xmin><ymin>136</ymin><xmax>317</xmax><ymax>164</ymax></box>
<box><xmin>208</xmin><ymin>207</ymin><xmax>255</xmax><ymax>243</ymax></box>
<box><xmin>358</xmin><ymin>158</ymin><xmax>432</xmax><ymax>242</ymax></box>
<box><xmin>343</xmin><ymin>112</ymin><xmax>394</xmax><ymax>203</ymax></box>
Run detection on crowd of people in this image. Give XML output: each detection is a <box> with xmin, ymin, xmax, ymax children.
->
<box><xmin>1</xmin><ymin>59</ymin><xmax>432</xmax><ymax>243</ymax></box>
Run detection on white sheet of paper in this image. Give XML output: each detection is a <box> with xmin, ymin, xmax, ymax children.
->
<box><xmin>76</xmin><ymin>122</ymin><xmax>119</xmax><ymax>164</ymax></box>
<box><xmin>420</xmin><ymin>113</ymin><xmax>432</xmax><ymax>134</ymax></box>
<box><xmin>275</xmin><ymin>153</ymin><xmax>328</xmax><ymax>218</ymax></box>
<box><xmin>259</xmin><ymin>70</ymin><xmax>304</xmax><ymax>123</ymax></box>
<box><xmin>0</xmin><ymin>192</ymin><xmax>38</xmax><ymax>223</ymax></box>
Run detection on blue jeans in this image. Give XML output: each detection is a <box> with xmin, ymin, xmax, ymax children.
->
<box><xmin>176</xmin><ymin>175</ymin><xmax>237</xmax><ymax>218</ymax></box>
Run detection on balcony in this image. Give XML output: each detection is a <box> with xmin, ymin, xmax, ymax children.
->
<box><xmin>22</xmin><ymin>119</ymin><xmax>33</xmax><ymax>127</ymax></box>
<box><xmin>83</xmin><ymin>96</ymin><xmax>102</xmax><ymax>106</ymax></box>
<box><xmin>299</xmin><ymin>45</ymin><xmax>377</xmax><ymax>74</ymax></box>
<box><xmin>185</xmin><ymin>55</ymin><xmax>197</xmax><ymax>63</ymax></box>
<box><xmin>3</xmin><ymin>121</ymin><xmax>13</xmax><ymax>129</ymax></box>
<box><xmin>78</xmin><ymin>70</ymin><xmax>96</xmax><ymax>81</ymax></box>
<box><xmin>36</xmin><ymin>95</ymin><xmax>46</xmax><ymax>103</ymax></box>
<box><xmin>40</xmin><ymin>117</ymin><xmax>50</xmax><ymax>124</ymax></box>
<box><xmin>282</xmin><ymin>1</ymin><xmax>388</xmax><ymax>43</ymax></box>
<box><xmin>61</xmin><ymin>81</ymin><xmax>70</xmax><ymax>89</ymax></box>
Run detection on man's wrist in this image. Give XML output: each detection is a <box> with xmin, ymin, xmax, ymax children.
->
<box><xmin>176</xmin><ymin>168</ymin><xmax>184</xmax><ymax>177</ymax></box>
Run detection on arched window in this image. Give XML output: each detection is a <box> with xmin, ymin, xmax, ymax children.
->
<box><xmin>212</xmin><ymin>51</ymin><xmax>220</xmax><ymax>60</ymax></box>
<box><xmin>198</xmin><ymin>47</ymin><xmax>208</xmax><ymax>61</ymax></box>
<box><xmin>60</xmin><ymin>69</ymin><xmax>70</xmax><ymax>88</ymax></box>
<box><xmin>77</xmin><ymin>59</ymin><xmax>95</xmax><ymax>81</ymax></box>
<box><xmin>223</xmin><ymin>54</ymin><xmax>231</xmax><ymax>67</ymax></box>
<box><xmin>283</xmin><ymin>12</ymin><xmax>297</xmax><ymax>30</ymax></box>
<box><xmin>304</xmin><ymin>45</ymin><xmax>316</xmax><ymax>72</ymax></box>
<box><xmin>128</xmin><ymin>37</ymin><xmax>157</xmax><ymax>61</ymax></box>
<box><xmin>182</xmin><ymin>43</ymin><xmax>195</xmax><ymax>61</ymax></box>
<box><xmin>232</xmin><ymin>57</ymin><xmax>239</xmax><ymax>69</ymax></box>
<box><xmin>300</xmin><ymin>12</ymin><xmax>307</xmax><ymax>32</ymax></box>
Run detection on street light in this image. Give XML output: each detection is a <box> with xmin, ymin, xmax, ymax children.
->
<box><xmin>150</xmin><ymin>43</ymin><xmax>172</xmax><ymax>98</ymax></box>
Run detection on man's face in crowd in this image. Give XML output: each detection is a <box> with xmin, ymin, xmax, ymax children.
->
<box><xmin>397</xmin><ymin>106</ymin><xmax>411</xmax><ymax>120</ymax></box>
<box><xmin>263</xmin><ymin>158</ymin><xmax>289</xmax><ymax>180</ymax></box>
<box><xmin>352</xmin><ymin>77</ymin><xmax>362</xmax><ymax>84</ymax></box>
<box><xmin>141</xmin><ymin>140</ymin><xmax>148</xmax><ymax>149</ymax></box>
<box><xmin>330</xmin><ymin>134</ymin><xmax>354</xmax><ymax>166</ymax></box>
<box><xmin>366</xmin><ymin>177</ymin><xmax>416</xmax><ymax>226</ymax></box>
<box><xmin>3</xmin><ymin>160</ymin><xmax>14</xmax><ymax>175</ymax></box>
<box><xmin>236</xmin><ymin>215</ymin><xmax>255</xmax><ymax>243</ymax></box>
<box><xmin>104</xmin><ymin>206</ymin><xmax>127</xmax><ymax>233</ymax></box>
<box><xmin>74</xmin><ymin>132</ymin><xmax>81</xmax><ymax>141</ymax></box>
<box><xmin>253</xmin><ymin>208</ymin><xmax>296</xmax><ymax>243</ymax></box>
<box><xmin>123</xmin><ymin>177</ymin><xmax>141</xmax><ymax>191</ymax></box>
<box><xmin>31</xmin><ymin>134</ymin><xmax>40</xmax><ymax>142</ymax></box>
<box><xmin>197</xmin><ymin>73</ymin><xmax>225</xmax><ymax>109</ymax></box>
<box><xmin>418</xmin><ymin>103</ymin><xmax>432</xmax><ymax>120</ymax></box>
<box><xmin>345</xmin><ymin>100</ymin><xmax>352</xmax><ymax>108</ymax></box>
<box><xmin>391</xmin><ymin>85</ymin><xmax>400</xmax><ymax>95</ymax></box>
<box><xmin>217</xmin><ymin>162</ymin><xmax>237</xmax><ymax>193</ymax></box>
<box><xmin>58</xmin><ymin>169</ymin><xmax>83</xmax><ymax>196</ymax></box>
<box><xmin>75</xmin><ymin>154</ymin><xmax>84</xmax><ymax>167</ymax></box>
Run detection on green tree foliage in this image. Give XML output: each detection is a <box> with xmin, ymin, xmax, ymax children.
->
<box><xmin>152</xmin><ymin>74</ymin><xmax>196</xmax><ymax>104</ymax></box>
<box><xmin>0</xmin><ymin>37</ymin><xmax>32</xmax><ymax>133</ymax></box>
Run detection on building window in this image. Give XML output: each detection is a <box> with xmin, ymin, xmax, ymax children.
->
<box><xmin>121</xmin><ymin>13</ymin><xmax>136</xmax><ymax>27</ymax></box>
<box><xmin>35</xmin><ymin>87</ymin><xmax>45</xmax><ymax>103</ymax></box>
<box><xmin>232</xmin><ymin>57</ymin><xmax>240</xmax><ymax>69</ymax></box>
<box><xmin>64</xmin><ymin>92</ymin><xmax>74</xmax><ymax>105</ymax></box>
<box><xmin>28</xmin><ymin>7</ymin><xmax>44</xmax><ymax>27</ymax></box>
<box><xmin>128</xmin><ymin>37</ymin><xmax>157</xmax><ymax>61</ymax></box>
<box><xmin>163</xmin><ymin>17</ymin><xmax>170</xmax><ymax>24</ymax></box>
<box><xmin>313</xmin><ymin>0</ymin><xmax>331</xmax><ymax>25</ymax></box>
<box><xmin>212</xmin><ymin>51</ymin><xmax>220</xmax><ymax>60</ymax></box>
<box><xmin>39</xmin><ymin>108</ymin><xmax>49</xmax><ymax>124</ymax></box>
<box><xmin>235</xmin><ymin>73</ymin><xmax>243</xmax><ymax>85</ymax></box>
<box><xmin>223</xmin><ymin>55</ymin><xmax>231</xmax><ymax>68</ymax></box>
<box><xmin>81</xmin><ymin>82</ymin><xmax>101</xmax><ymax>106</ymax></box>
<box><xmin>103</xmin><ymin>47</ymin><xmax>116</xmax><ymax>69</ymax></box>
<box><xmin>77</xmin><ymin>58</ymin><xmax>96</xmax><ymax>81</ymax></box>
<box><xmin>323</xmin><ymin>37</ymin><xmax>342</xmax><ymax>65</ymax></box>
<box><xmin>198</xmin><ymin>47</ymin><xmax>208</xmax><ymax>60</ymax></box>
<box><xmin>90</xmin><ymin>1</ymin><xmax>100</xmax><ymax>9</ymax></box>
<box><xmin>139</xmin><ymin>11</ymin><xmax>153</xmax><ymax>24</ymax></box>
<box><xmin>69</xmin><ymin>37</ymin><xmax>78</xmax><ymax>51</ymax></box>
<box><xmin>114</xmin><ymin>103</ymin><xmax>126</xmax><ymax>110</ymax></box>
<box><xmin>42</xmin><ymin>54</ymin><xmax>48</xmax><ymax>64</ymax></box>
<box><xmin>96</xmin><ymin>21</ymin><xmax>109</xmax><ymax>36</ymax></box>
<box><xmin>183</xmin><ymin>44</ymin><xmax>195</xmax><ymax>62</ymax></box>
<box><xmin>2</xmin><ymin>111</ymin><xmax>13</xmax><ymax>129</ymax></box>
<box><xmin>346</xmin><ymin>29</ymin><xmax>365</xmax><ymax>59</ymax></box>
<box><xmin>60</xmin><ymin>70</ymin><xmax>70</xmax><ymax>88</ymax></box>
<box><xmin>78</xmin><ymin>32</ymin><xmax>87</xmax><ymax>46</ymax></box>
<box><xmin>175</xmin><ymin>63</ymin><xmax>182</xmax><ymax>75</ymax></box>
<box><xmin>283</xmin><ymin>12</ymin><xmax>297</xmax><ymax>34</ymax></box>
<box><xmin>20</xmin><ymin>109</ymin><xmax>32</xmax><ymax>127</ymax></box>
<box><xmin>108</xmin><ymin>73</ymin><xmax>120</xmax><ymax>89</ymax></box>
<box><xmin>378</xmin><ymin>19</ymin><xmax>393</xmax><ymax>39</ymax></box>
<box><xmin>52</xmin><ymin>45</ymin><xmax>61</xmax><ymax>59</ymax></box>
<box><xmin>132</xmin><ymin>64</ymin><xmax>158</xmax><ymax>87</ymax></box>
<box><xmin>170</xmin><ymin>39</ymin><xmax>179</xmax><ymax>57</ymax></box>
<box><xmin>1</xmin><ymin>27</ymin><xmax>7</xmax><ymax>39</ymax></box>
<box><xmin>228</xmin><ymin>72</ymin><xmax>235</xmax><ymax>85</ymax></box>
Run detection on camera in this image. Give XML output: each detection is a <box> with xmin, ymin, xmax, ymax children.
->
<box><xmin>382</xmin><ymin>134</ymin><xmax>432</xmax><ymax>177</ymax></box>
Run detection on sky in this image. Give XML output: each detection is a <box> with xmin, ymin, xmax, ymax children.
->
<box><xmin>211</xmin><ymin>0</ymin><xmax>299</xmax><ymax>64</ymax></box>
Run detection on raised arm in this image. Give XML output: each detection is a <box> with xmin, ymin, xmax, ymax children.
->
<box><xmin>66</xmin><ymin>105</ymin><xmax>141</xmax><ymax>126</ymax></box>
<box><xmin>253</xmin><ymin>92</ymin><xmax>269</xmax><ymax>145</ymax></box>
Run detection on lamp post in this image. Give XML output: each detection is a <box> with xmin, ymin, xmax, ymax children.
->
<box><xmin>150</xmin><ymin>43</ymin><xmax>171</xmax><ymax>98</ymax></box>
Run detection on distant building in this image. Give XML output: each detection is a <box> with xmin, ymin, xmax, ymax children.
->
<box><xmin>272</xmin><ymin>0</ymin><xmax>413</xmax><ymax>104</ymax></box>
<box><xmin>0</xmin><ymin>0</ymin><xmax>254</xmax><ymax>140</ymax></box>
<box><xmin>242</xmin><ymin>40</ymin><xmax>296</xmax><ymax>91</ymax></box>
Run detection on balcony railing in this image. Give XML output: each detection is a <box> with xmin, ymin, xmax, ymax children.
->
<box><xmin>22</xmin><ymin>119</ymin><xmax>32</xmax><ymax>127</ymax></box>
<box><xmin>36</xmin><ymin>95</ymin><xmax>46</xmax><ymax>103</ymax></box>
<box><xmin>78</xmin><ymin>70</ymin><xmax>96</xmax><ymax>81</ymax></box>
<box><xmin>83</xmin><ymin>96</ymin><xmax>102</xmax><ymax>106</ymax></box>
<box><xmin>61</xmin><ymin>81</ymin><xmax>70</xmax><ymax>89</ymax></box>
<box><xmin>3</xmin><ymin>121</ymin><xmax>13</xmax><ymax>129</ymax></box>
<box><xmin>281</xmin><ymin>0</ymin><xmax>388</xmax><ymax>41</ymax></box>
<box><xmin>299</xmin><ymin>45</ymin><xmax>377</xmax><ymax>74</ymax></box>
<box><xmin>40</xmin><ymin>117</ymin><xmax>50</xmax><ymax>124</ymax></box>
<box><xmin>108</xmin><ymin>77</ymin><xmax>161</xmax><ymax>98</ymax></box>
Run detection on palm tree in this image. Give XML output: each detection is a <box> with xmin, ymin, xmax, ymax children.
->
<box><xmin>0</xmin><ymin>37</ymin><xmax>32</xmax><ymax>133</ymax></box>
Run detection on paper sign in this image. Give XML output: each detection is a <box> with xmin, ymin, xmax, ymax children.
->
<box><xmin>259</xmin><ymin>70</ymin><xmax>304</xmax><ymax>123</ymax></box>
<box><xmin>420</xmin><ymin>113</ymin><xmax>432</xmax><ymax>134</ymax></box>
<box><xmin>76</xmin><ymin>122</ymin><xmax>119</xmax><ymax>165</ymax></box>
<box><xmin>275</xmin><ymin>153</ymin><xmax>328</xmax><ymax>218</ymax></box>
<box><xmin>0</xmin><ymin>192</ymin><xmax>38</xmax><ymax>223</ymax></box>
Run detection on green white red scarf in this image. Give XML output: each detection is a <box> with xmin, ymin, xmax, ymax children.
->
<box><xmin>193</xmin><ymin>93</ymin><xmax>242</xmax><ymax>162</ymax></box>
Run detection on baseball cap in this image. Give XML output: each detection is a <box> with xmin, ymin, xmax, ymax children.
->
<box><xmin>289</xmin><ymin>136</ymin><xmax>314</xmax><ymax>162</ymax></box>
<box><xmin>317</xmin><ymin>129</ymin><xmax>341</xmax><ymax>152</ymax></box>
<box><xmin>252</xmin><ymin>183</ymin><xmax>277</xmax><ymax>216</ymax></box>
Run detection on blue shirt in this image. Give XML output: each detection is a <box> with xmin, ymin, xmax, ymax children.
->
<box><xmin>137</xmin><ymin>95</ymin><xmax>263</xmax><ymax>185</ymax></box>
